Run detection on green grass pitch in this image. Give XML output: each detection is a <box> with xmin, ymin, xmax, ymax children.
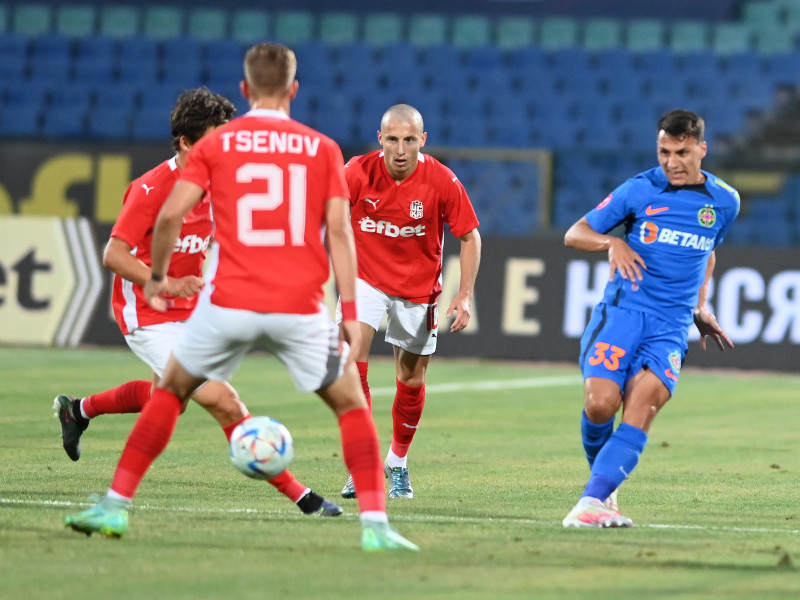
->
<box><xmin>1</xmin><ymin>345</ymin><xmax>799</xmax><ymax>600</ymax></box>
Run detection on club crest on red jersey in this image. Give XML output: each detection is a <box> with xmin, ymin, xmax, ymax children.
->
<box><xmin>410</xmin><ymin>200</ymin><xmax>424</xmax><ymax>219</ymax></box>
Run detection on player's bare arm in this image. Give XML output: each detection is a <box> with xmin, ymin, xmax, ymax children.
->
<box><xmin>104</xmin><ymin>237</ymin><xmax>203</xmax><ymax>299</ymax></box>
<box><xmin>144</xmin><ymin>180</ymin><xmax>205</xmax><ymax>311</ymax></box>
<box><xmin>565</xmin><ymin>217</ymin><xmax>646</xmax><ymax>286</ymax></box>
<box><xmin>447</xmin><ymin>228</ymin><xmax>481</xmax><ymax>332</ymax></box>
<box><xmin>326</xmin><ymin>195</ymin><xmax>362</xmax><ymax>364</ymax></box>
<box><xmin>693</xmin><ymin>251</ymin><xmax>733</xmax><ymax>352</ymax></box>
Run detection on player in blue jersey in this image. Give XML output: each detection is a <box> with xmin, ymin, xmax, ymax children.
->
<box><xmin>561</xmin><ymin>109</ymin><xmax>740</xmax><ymax>528</ymax></box>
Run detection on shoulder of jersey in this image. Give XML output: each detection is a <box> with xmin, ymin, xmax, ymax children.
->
<box><xmin>707</xmin><ymin>173</ymin><xmax>740</xmax><ymax>202</ymax></box>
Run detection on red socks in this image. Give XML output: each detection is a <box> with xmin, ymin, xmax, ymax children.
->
<box><xmin>390</xmin><ymin>379</ymin><xmax>425</xmax><ymax>457</ymax></box>
<box><xmin>110</xmin><ymin>388</ymin><xmax>182</xmax><ymax>499</ymax></box>
<box><xmin>82</xmin><ymin>380</ymin><xmax>151</xmax><ymax>418</ymax></box>
<box><xmin>339</xmin><ymin>407</ymin><xmax>385</xmax><ymax>514</ymax></box>
<box><xmin>356</xmin><ymin>361</ymin><xmax>372</xmax><ymax>410</ymax></box>
<box><xmin>222</xmin><ymin>415</ymin><xmax>250</xmax><ymax>442</ymax></box>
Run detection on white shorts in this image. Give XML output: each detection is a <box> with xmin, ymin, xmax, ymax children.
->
<box><xmin>336</xmin><ymin>279</ymin><xmax>438</xmax><ymax>356</ymax></box>
<box><xmin>173</xmin><ymin>293</ymin><xmax>347</xmax><ymax>393</ymax></box>
<box><xmin>124</xmin><ymin>321</ymin><xmax>185</xmax><ymax>378</ymax></box>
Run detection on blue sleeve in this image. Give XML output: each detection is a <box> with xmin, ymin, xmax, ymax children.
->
<box><xmin>584</xmin><ymin>179</ymin><xmax>636</xmax><ymax>234</ymax></box>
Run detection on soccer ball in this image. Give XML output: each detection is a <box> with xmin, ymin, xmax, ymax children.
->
<box><xmin>229</xmin><ymin>416</ymin><xmax>294</xmax><ymax>480</ymax></box>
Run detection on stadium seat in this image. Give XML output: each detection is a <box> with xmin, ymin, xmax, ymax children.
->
<box><xmin>625</xmin><ymin>19</ymin><xmax>665</xmax><ymax>52</ymax></box>
<box><xmin>188</xmin><ymin>8</ymin><xmax>228</xmax><ymax>41</ymax></box>
<box><xmin>42</xmin><ymin>105</ymin><xmax>87</xmax><ymax>139</ymax></box>
<box><xmin>55</xmin><ymin>5</ymin><xmax>96</xmax><ymax>37</ymax></box>
<box><xmin>73</xmin><ymin>55</ymin><xmax>115</xmax><ymax>84</ymax></box>
<box><xmin>94</xmin><ymin>85</ymin><xmax>138</xmax><ymax>113</ymax></box>
<box><xmin>408</xmin><ymin>14</ymin><xmax>448</xmax><ymax>47</ymax></box>
<box><xmin>99</xmin><ymin>6</ymin><xmax>139</xmax><ymax>39</ymax></box>
<box><xmin>753</xmin><ymin>27</ymin><xmax>797</xmax><ymax>54</ymax></box>
<box><xmin>582</xmin><ymin>18</ymin><xmax>622</xmax><ymax>51</ymax></box>
<box><xmin>204</xmin><ymin>39</ymin><xmax>245</xmax><ymax>75</ymax></box>
<box><xmin>143</xmin><ymin>7</ymin><xmax>184</xmax><ymax>40</ymax></box>
<box><xmin>117</xmin><ymin>37</ymin><xmax>159</xmax><ymax>84</ymax></box>
<box><xmin>451</xmin><ymin>15</ymin><xmax>491</xmax><ymax>48</ymax></box>
<box><xmin>160</xmin><ymin>37</ymin><xmax>203</xmax><ymax>86</ymax></box>
<box><xmin>131</xmin><ymin>106</ymin><xmax>171</xmax><ymax>139</ymax></box>
<box><xmin>319</xmin><ymin>12</ymin><xmax>359</xmax><ymax>45</ymax></box>
<box><xmin>76</xmin><ymin>36</ymin><xmax>116</xmax><ymax>60</ymax></box>
<box><xmin>712</xmin><ymin>22</ymin><xmax>753</xmax><ymax>54</ymax></box>
<box><xmin>539</xmin><ymin>18</ymin><xmax>578</xmax><ymax>50</ymax></box>
<box><xmin>0</xmin><ymin>34</ymin><xmax>28</xmax><ymax>80</ymax></box>
<box><xmin>363</xmin><ymin>13</ymin><xmax>404</xmax><ymax>47</ymax></box>
<box><xmin>230</xmin><ymin>9</ymin><xmax>270</xmax><ymax>45</ymax></box>
<box><xmin>12</xmin><ymin>5</ymin><xmax>52</xmax><ymax>36</ymax></box>
<box><xmin>495</xmin><ymin>17</ymin><xmax>536</xmax><ymax>49</ymax></box>
<box><xmin>274</xmin><ymin>11</ymin><xmax>315</xmax><ymax>45</ymax></box>
<box><xmin>0</xmin><ymin>5</ymin><xmax>8</xmax><ymax>33</ymax></box>
<box><xmin>87</xmin><ymin>105</ymin><xmax>132</xmax><ymax>139</ymax></box>
<box><xmin>742</xmin><ymin>1</ymin><xmax>784</xmax><ymax>28</ymax></box>
<box><xmin>670</xmin><ymin>20</ymin><xmax>710</xmax><ymax>53</ymax></box>
<box><xmin>1</xmin><ymin>105</ymin><xmax>41</xmax><ymax>137</ymax></box>
<box><xmin>28</xmin><ymin>35</ymin><xmax>72</xmax><ymax>83</ymax></box>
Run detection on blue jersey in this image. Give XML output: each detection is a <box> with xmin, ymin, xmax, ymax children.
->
<box><xmin>585</xmin><ymin>166</ymin><xmax>740</xmax><ymax>329</ymax></box>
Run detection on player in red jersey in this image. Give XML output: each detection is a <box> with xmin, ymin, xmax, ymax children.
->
<box><xmin>55</xmin><ymin>87</ymin><xmax>342</xmax><ymax>518</ymax></box>
<box><xmin>338</xmin><ymin>104</ymin><xmax>481</xmax><ymax>500</ymax></box>
<box><xmin>64</xmin><ymin>44</ymin><xmax>418</xmax><ymax>551</ymax></box>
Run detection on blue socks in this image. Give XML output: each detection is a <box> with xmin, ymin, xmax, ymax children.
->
<box><xmin>581</xmin><ymin>422</ymin><xmax>648</xmax><ymax>502</ymax></box>
<box><xmin>581</xmin><ymin>411</ymin><xmax>614</xmax><ymax>467</ymax></box>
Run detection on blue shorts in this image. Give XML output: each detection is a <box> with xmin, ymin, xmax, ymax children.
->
<box><xmin>579</xmin><ymin>303</ymin><xmax>688</xmax><ymax>395</ymax></box>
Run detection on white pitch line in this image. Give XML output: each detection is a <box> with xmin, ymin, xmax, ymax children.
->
<box><xmin>371</xmin><ymin>375</ymin><xmax>582</xmax><ymax>397</ymax></box>
<box><xmin>4</xmin><ymin>497</ymin><xmax>799</xmax><ymax>536</ymax></box>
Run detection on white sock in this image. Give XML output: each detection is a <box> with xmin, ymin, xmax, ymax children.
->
<box><xmin>384</xmin><ymin>449</ymin><xmax>407</xmax><ymax>469</ymax></box>
<box><xmin>359</xmin><ymin>511</ymin><xmax>388</xmax><ymax>524</ymax></box>
<box><xmin>79</xmin><ymin>398</ymin><xmax>90</xmax><ymax>420</ymax></box>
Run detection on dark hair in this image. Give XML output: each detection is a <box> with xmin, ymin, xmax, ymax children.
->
<box><xmin>657</xmin><ymin>109</ymin><xmax>705</xmax><ymax>142</ymax></box>
<box><xmin>170</xmin><ymin>87</ymin><xmax>237</xmax><ymax>151</ymax></box>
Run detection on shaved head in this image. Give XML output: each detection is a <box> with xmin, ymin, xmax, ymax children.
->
<box><xmin>380</xmin><ymin>104</ymin><xmax>424</xmax><ymax>133</ymax></box>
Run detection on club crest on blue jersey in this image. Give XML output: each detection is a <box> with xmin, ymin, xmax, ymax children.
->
<box><xmin>596</xmin><ymin>194</ymin><xmax>612</xmax><ymax>210</ymax></box>
<box><xmin>668</xmin><ymin>350</ymin><xmax>681</xmax><ymax>373</ymax></box>
<box><xmin>697</xmin><ymin>205</ymin><xmax>716</xmax><ymax>228</ymax></box>
<box><xmin>410</xmin><ymin>199</ymin><xmax>424</xmax><ymax>219</ymax></box>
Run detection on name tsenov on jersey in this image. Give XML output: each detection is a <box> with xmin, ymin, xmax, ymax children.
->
<box><xmin>358</xmin><ymin>217</ymin><xmax>425</xmax><ymax>237</ymax></box>
<box><xmin>639</xmin><ymin>222</ymin><xmax>714</xmax><ymax>250</ymax></box>
<box><xmin>219</xmin><ymin>130</ymin><xmax>321</xmax><ymax>156</ymax></box>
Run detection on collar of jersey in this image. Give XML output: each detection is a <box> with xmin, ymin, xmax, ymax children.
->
<box><xmin>245</xmin><ymin>108</ymin><xmax>289</xmax><ymax>120</ymax></box>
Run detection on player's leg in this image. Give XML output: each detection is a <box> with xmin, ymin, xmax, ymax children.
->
<box><xmin>278</xmin><ymin>308</ymin><xmax>417</xmax><ymax>550</ymax></box>
<box><xmin>64</xmin><ymin>354</ymin><xmax>202</xmax><ymax>537</ymax></box>
<box><xmin>382</xmin><ymin>298</ymin><xmax>437</xmax><ymax>499</ymax></box>
<box><xmin>191</xmin><ymin>380</ymin><xmax>342</xmax><ymax>517</ymax></box>
<box><xmin>316</xmin><ymin>366</ymin><xmax>417</xmax><ymax>551</ymax></box>
<box><xmin>336</xmin><ymin>280</ymin><xmax>385</xmax><ymax>499</ymax></box>
<box><xmin>53</xmin><ymin>380</ymin><xmax>152</xmax><ymax>461</ymax></box>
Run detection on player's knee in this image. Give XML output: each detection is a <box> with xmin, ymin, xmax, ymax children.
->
<box><xmin>584</xmin><ymin>389</ymin><xmax>621</xmax><ymax>422</ymax></box>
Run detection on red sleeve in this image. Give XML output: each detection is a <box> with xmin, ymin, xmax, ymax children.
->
<box><xmin>180</xmin><ymin>137</ymin><xmax>212</xmax><ymax>191</ymax></box>
<box><xmin>441</xmin><ymin>170</ymin><xmax>480</xmax><ymax>237</ymax></box>
<box><xmin>110</xmin><ymin>180</ymin><xmax>162</xmax><ymax>248</ymax></box>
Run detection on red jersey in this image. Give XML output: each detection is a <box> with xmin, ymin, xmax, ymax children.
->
<box><xmin>110</xmin><ymin>156</ymin><xmax>213</xmax><ymax>335</ymax></box>
<box><xmin>346</xmin><ymin>150</ymin><xmax>479</xmax><ymax>303</ymax></box>
<box><xmin>180</xmin><ymin>109</ymin><xmax>348</xmax><ymax>314</ymax></box>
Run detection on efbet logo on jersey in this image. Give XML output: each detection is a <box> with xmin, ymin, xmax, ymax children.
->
<box><xmin>638</xmin><ymin>221</ymin><xmax>714</xmax><ymax>250</ymax></box>
<box><xmin>410</xmin><ymin>200</ymin><xmax>424</xmax><ymax>219</ymax></box>
<box><xmin>173</xmin><ymin>234</ymin><xmax>211</xmax><ymax>254</ymax></box>
<box><xmin>697</xmin><ymin>205</ymin><xmax>717</xmax><ymax>228</ymax></box>
<box><xmin>358</xmin><ymin>217</ymin><xmax>425</xmax><ymax>238</ymax></box>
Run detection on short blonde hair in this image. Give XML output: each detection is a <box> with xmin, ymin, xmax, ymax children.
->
<box><xmin>244</xmin><ymin>42</ymin><xmax>297</xmax><ymax>98</ymax></box>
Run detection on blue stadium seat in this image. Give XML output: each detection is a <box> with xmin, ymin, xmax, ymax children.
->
<box><xmin>56</xmin><ymin>5</ymin><xmax>97</xmax><ymax>38</ymax></box>
<box><xmin>73</xmin><ymin>55</ymin><xmax>115</xmax><ymax>84</ymax></box>
<box><xmin>143</xmin><ymin>6</ymin><xmax>184</xmax><ymax>40</ymax></box>
<box><xmin>188</xmin><ymin>8</ymin><xmax>228</xmax><ymax>41</ymax></box>
<box><xmin>13</xmin><ymin>5</ymin><xmax>52</xmax><ymax>36</ymax></box>
<box><xmin>408</xmin><ymin>14</ymin><xmax>448</xmax><ymax>47</ymax></box>
<box><xmin>118</xmin><ymin>37</ymin><xmax>159</xmax><ymax>84</ymax></box>
<box><xmin>87</xmin><ymin>105</ymin><xmax>132</xmax><ymax>139</ymax></box>
<box><xmin>99</xmin><ymin>6</ymin><xmax>139</xmax><ymax>39</ymax></box>
<box><xmin>230</xmin><ymin>9</ymin><xmax>270</xmax><ymax>45</ymax></box>
<box><xmin>363</xmin><ymin>13</ymin><xmax>404</xmax><ymax>47</ymax></box>
<box><xmin>42</xmin><ymin>104</ymin><xmax>87</xmax><ymax>138</ymax></box>
<box><xmin>0</xmin><ymin>34</ymin><xmax>28</xmax><ymax>80</ymax></box>
<box><xmin>160</xmin><ymin>37</ymin><xmax>203</xmax><ymax>84</ymax></box>
<box><xmin>0</xmin><ymin>105</ymin><xmax>41</xmax><ymax>136</ymax></box>
<box><xmin>131</xmin><ymin>107</ymin><xmax>171</xmax><ymax>139</ymax></box>
<box><xmin>94</xmin><ymin>85</ymin><xmax>138</xmax><ymax>113</ymax></box>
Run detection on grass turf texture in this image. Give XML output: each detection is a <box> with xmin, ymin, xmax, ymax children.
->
<box><xmin>1</xmin><ymin>345</ymin><xmax>799</xmax><ymax>600</ymax></box>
